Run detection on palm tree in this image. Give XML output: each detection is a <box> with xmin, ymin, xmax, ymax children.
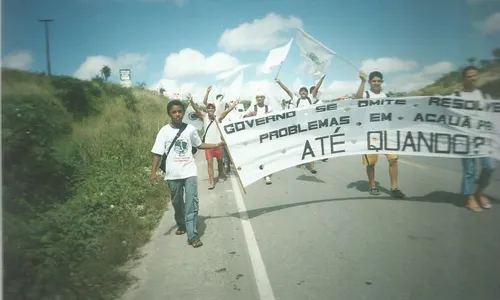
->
<box><xmin>466</xmin><ymin>57</ymin><xmax>476</xmax><ymax>66</ymax></box>
<box><xmin>100</xmin><ymin>65</ymin><xmax>111</xmax><ymax>81</ymax></box>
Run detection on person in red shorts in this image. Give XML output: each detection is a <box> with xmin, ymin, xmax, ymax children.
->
<box><xmin>189</xmin><ymin>94</ymin><xmax>239</xmax><ymax>189</ymax></box>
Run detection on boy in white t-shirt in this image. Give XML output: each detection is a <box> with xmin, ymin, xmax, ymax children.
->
<box><xmin>451</xmin><ymin>65</ymin><xmax>497</xmax><ymax>212</ymax></box>
<box><xmin>189</xmin><ymin>94</ymin><xmax>239</xmax><ymax>190</ymax></box>
<box><xmin>150</xmin><ymin>100</ymin><xmax>225</xmax><ymax>248</ymax></box>
<box><xmin>355</xmin><ymin>71</ymin><xmax>405</xmax><ymax>199</ymax></box>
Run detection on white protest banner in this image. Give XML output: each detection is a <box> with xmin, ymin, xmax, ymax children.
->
<box><xmin>260</xmin><ymin>39</ymin><xmax>293</xmax><ymax>74</ymax></box>
<box><xmin>220</xmin><ymin>96</ymin><xmax>500</xmax><ymax>187</ymax></box>
<box><xmin>295</xmin><ymin>28</ymin><xmax>335</xmax><ymax>77</ymax></box>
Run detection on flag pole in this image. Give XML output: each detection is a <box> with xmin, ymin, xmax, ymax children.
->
<box><xmin>214</xmin><ymin>120</ymin><xmax>248</xmax><ymax>194</ymax></box>
<box><xmin>275</xmin><ymin>62</ymin><xmax>284</xmax><ymax>79</ymax></box>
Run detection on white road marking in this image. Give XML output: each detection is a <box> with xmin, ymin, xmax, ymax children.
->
<box><xmin>399</xmin><ymin>159</ymin><xmax>429</xmax><ymax>169</ymax></box>
<box><xmin>229</xmin><ymin>175</ymin><xmax>276</xmax><ymax>300</ymax></box>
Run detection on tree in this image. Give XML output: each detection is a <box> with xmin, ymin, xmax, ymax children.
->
<box><xmin>479</xmin><ymin>59</ymin><xmax>491</xmax><ymax>68</ymax></box>
<box><xmin>159</xmin><ymin>87</ymin><xmax>166</xmax><ymax>96</ymax></box>
<box><xmin>466</xmin><ymin>57</ymin><xmax>476</xmax><ymax>66</ymax></box>
<box><xmin>493</xmin><ymin>48</ymin><xmax>500</xmax><ymax>60</ymax></box>
<box><xmin>91</xmin><ymin>75</ymin><xmax>103</xmax><ymax>82</ymax></box>
<box><xmin>100</xmin><ymin>65</ymin><xmax>111</xmax><ymax>81</ymax></box>
<box><xmin>136</xmin><ymin>81</ymin><xmax>147</xmax><ymax>89</ymax></box>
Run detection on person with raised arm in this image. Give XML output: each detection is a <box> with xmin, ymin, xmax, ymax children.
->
<box><xmin>355</xmin><ymin>71</ymin><xmax>405</xmax><ymax>199</ymax></box>
<box><xmin>150</xmin><ymin>100</ymin><xmax>226</xmax><ymax>248</ymax></box>
<box><xmin>275</xmin><ymin>76</ymin><xmax>321</xmax><ymax>173</ymax></box>
<box><xmin>243</xmin><ymin>91</ymin><xmax>275</xmax><ymax>184</ymax></box>
<box><xmin>189</xmin><ymin>94</ymin><xmax>240</xmax><ymax>190</ymax></box>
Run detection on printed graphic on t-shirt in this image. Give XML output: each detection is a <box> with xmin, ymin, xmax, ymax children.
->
<box><xmin>172</xmin><ymin>137</ymin><xmax>192</xmax><ymax>163</ymax></box>
<box><xmin>173</xmin><ymin>137</ymin><xmax>189</xmax><ymax>155</ymax></box>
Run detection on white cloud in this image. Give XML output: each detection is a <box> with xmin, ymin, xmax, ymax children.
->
<box><xmin>1</xmin><ymin>50</ymin><xmax>34</xmax><ymax>71</ymax></box>
<box><xmin>323</xmin><ymin>80</ymin><xmax>360</xmax><ymax>99</ymax></box>
<box><xmin>163</xmin><ymin>48</ymin><xmax>240</xmax><ymax>79</ymax></box>
<box><xmin>388</xmin><ymin>61</ymin><xmax>455</xmax><ymax>92</ymax></box>
<box><xmin>474</xmin><ymin>12</ymin><xmax>500</xmax><ymax>34</ymax></box>
<box><xmin>217</xmin><ymin>13</ymin><xmax>303</xmax><ymax>52</ymax></box>
<box><xmin>73</xmin><ymin>53</ymin><xmax>148</xmax><ymax>80</ymax></box>
<box><xmin>360</xmin><ymin>57</ymin><xmax>419</xmax><ymax>74</ymax></box>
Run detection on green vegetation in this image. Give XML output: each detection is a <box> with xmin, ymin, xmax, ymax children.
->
<box><xmin>2</xmin><ymin>68</ymin><xmax>170</xmax><ymax>300</ymax></box>
<box><xmin>408</xmin><ymin>49</ymin><xmax>500</xmax><ymax>97</ymax></box>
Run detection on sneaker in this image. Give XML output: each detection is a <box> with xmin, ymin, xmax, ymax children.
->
<box><xmin>265</xmin><ymin>176</ymin><xmax>272</xmax><ymax>185</ymax></box>
<box><xmin>368</xmin><ymin>187</ymin><xmax>380</xmax><ymax>195</ymax></box>
<box><xmin>391</xmin><ymin>188</ymin><xmax>406</xmax><ymax>199</ymax></box>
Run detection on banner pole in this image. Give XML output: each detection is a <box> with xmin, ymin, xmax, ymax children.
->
<box><xmin>214</xmin><ymin>120</ymin><xmax>248</xmax><ymax>194</ymax></box>
<box><xmin>275</xmin><ymin>62</ymin><xmax>284</xmax><ymax>79</ymax></box>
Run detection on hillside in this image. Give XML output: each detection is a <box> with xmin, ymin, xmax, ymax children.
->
<box><xmin>408</xmin><ymin>56</ymin><xmax>500</xmax><ymax>97</ymax></box>
<box><xmin>2</xmin><ymin>69</ymin><xmax>171</xmax><ymax>300</ymax></box>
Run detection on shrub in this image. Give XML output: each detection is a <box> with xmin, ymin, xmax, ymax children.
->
<box><xmin>2</xmin><ymin>69</ymin><xmax>170</xmax><ymax>300</ymax></box>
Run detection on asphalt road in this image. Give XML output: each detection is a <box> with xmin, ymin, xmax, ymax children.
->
<box><xmin>121</xmin><ymin>154</ymin><xmax>500</xmax><ymax>300</ymax></box>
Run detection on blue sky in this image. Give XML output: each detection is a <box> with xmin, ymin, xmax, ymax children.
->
<box><xmin>2</xmin><ymin>0</ymin><xmax>500</xmax><ymax>100</ymax></box>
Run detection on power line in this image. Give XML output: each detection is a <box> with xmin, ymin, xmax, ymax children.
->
<box><xmin>38</xmin><ymin>19</ymin><xmax>54</xmax><ymax>76</ymax></box>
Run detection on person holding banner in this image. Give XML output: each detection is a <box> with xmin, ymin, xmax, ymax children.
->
<box><xmin>243</xmin><ymin>91</ymin><xmax>275</xmax><ymax>184</ymax></box>
<box><xmin>453</xmin><ymin>65</ymin><xmax>497</xmax><ymax>212</ymax></box>
<box><xmin>275</xmin><ymin>76</ymin><xmax>320</xmax><ymax>173</ymax></box>
<box><xmin>189</xmin><ymin>95</ymin><xmax>240</xmax><ymax>190</ymax></box>
<box><xmin>355</xmin><ymin>71</ymin><xmax>406</xmax><ymax>199</ymax></box>
<box><xmin>150</xmin><ymin>100</ymin><xmax>226</xmax><ymax>248</ymax></box>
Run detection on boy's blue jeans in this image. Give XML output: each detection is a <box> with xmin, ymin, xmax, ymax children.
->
<box><xmin>167</xmin><ymin>176</ymin><xmax>199</xmax><ymax>243</ymax></box>
<box><xmin>461</xmin><ymin>157</ymin><xmax>497</xmax><ymax>195</ymax></box>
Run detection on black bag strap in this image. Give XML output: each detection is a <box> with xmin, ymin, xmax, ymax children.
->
<box><xmin>265</xmin><ymin>105</ymin><xmax>269</xmax><ymax>113</ymax></box>
<box><xmin>254</xmin><ymin>104</ymin><xmax>258</xmax><ymax>112</ymax></box>
<box><xmin>160</xmin><ymin>123</ymin><xmax>188</xmax><ymax>172</ymax></box>
<box><xmin>365</xmin><ymin>91</ymin><xmax>370</xmax><ymax>98</ymax></box>
<box><xmin>202</xmin><ymin>119</ymin><xmax>214</xmax><ymax>142</ymax></box>
<box><xmin>166</xmin><ymin>123</ymin><xmax>188</xmax><ymax>158</ymax></box>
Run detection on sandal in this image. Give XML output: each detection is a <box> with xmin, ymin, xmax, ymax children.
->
<box><xmin>189</xmin><ymin>240</ymin><xmax>203</xmax><ymax>248</ymax></box>
<box><xmin>175</xmin><ymin>228</ymin><xmax>186</xmax><ymax>235</ymax></box>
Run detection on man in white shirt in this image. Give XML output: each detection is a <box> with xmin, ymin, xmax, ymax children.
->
<box><xmin>452</xmin><ymin>65</ymin><xmax>497</xmax><ymax>212</ymax></box>
<box><xmin>355</xmin><ymin>71</ymin><xmax>405</xmax><ymax>199</ymax></box>
<box><xmin>150</xmin><ymin>100</ymin><xmax>225</xmax><ymax>248</ymax></box>
<box><xmin>189</xmin><ymin>95</ymin><xmax>239</xmax><ymax>190</ymax></box>
<box><xmin>243</xmin><ymin>92</ymin><xmax>275</xmax><ymax>184</ymax></box>
<box><xmin>275</xmin><ymin>76</ymin><xmax>324</xmax><ymax>173</ymax></box>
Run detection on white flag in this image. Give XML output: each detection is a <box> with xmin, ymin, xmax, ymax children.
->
<box><xmin>295</xmin><ymin>28</ymin><xmax>335</xmax><ymax>77</ymax></box>
<box><xmin>216</xmin><ymin>64</ymin><xmax>252</xmax><ymax>81</ymax></box>
<box><xmin>260</xmin><ymin>38</ymin><xmax>293</xmax><ymax>74</ymax></box>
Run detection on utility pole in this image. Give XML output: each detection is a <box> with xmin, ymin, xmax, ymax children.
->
<box><xmin>39</xmin><ymin>19</ymin><xmax>53</xmax><ymax>76</ymax></box>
